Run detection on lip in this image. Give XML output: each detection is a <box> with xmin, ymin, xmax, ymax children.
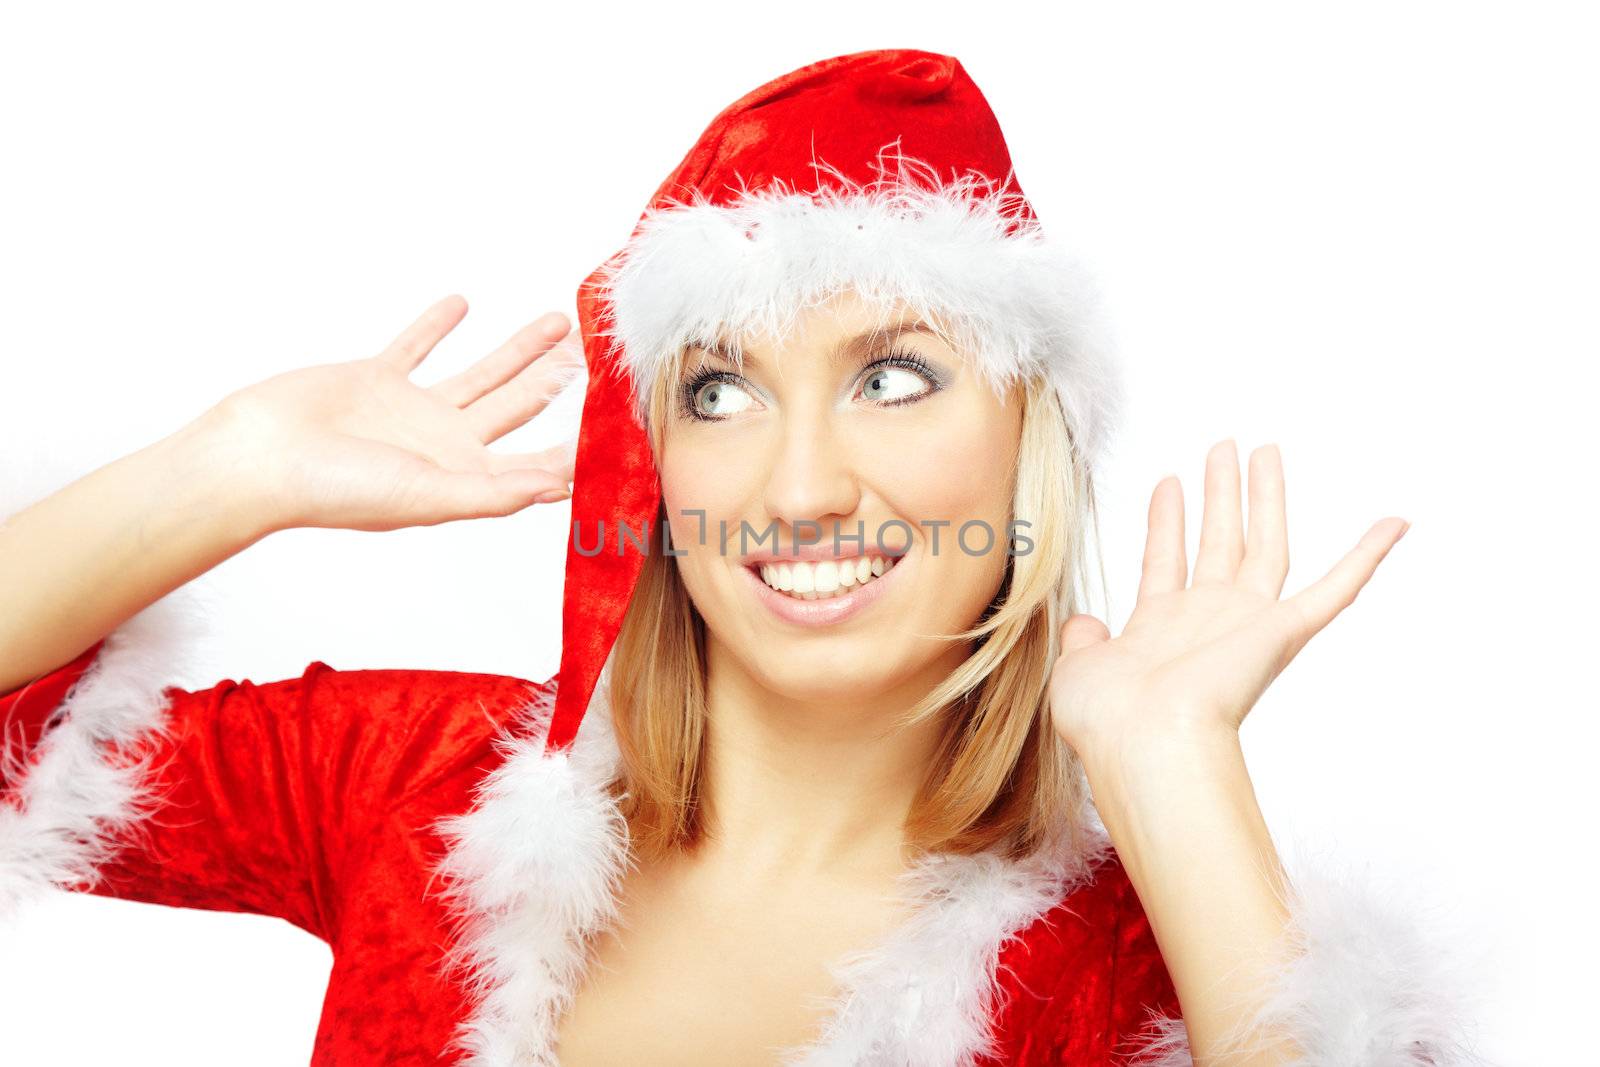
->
<box><xmin>740</xmin><ymin>543</ymin><xmax>897</xmax><ymax>565</ymax></box>
<box><xmin>740</xmin><ymin>552</ymin><xmax>910</xmax><ymax>627</ymax></box>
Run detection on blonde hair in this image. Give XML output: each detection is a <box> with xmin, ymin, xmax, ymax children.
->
<box><xmin>607</xmin><ymin>335</ymin><xmax>1111</xmax><ymax>866</ymax></box>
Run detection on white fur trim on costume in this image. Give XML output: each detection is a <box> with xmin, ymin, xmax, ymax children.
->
<box><xmin>428</xmin><ymin>652</ymin><xmax>1111</xmax><ymax>1067</ymax></box>
<box><xmin>1123</xmin><ymin>837</ymin><xmax>1490</xmax><ymax>1067</ymax></box>
<box><xmin>0</xmin><ymin>588</ymin><xmax>204</xmax><ymax>919</ymax></box>
<box><xmin>596</xmin><ymin>150</ymin><xmax>1125</xmax><ymax>469</ymax></box>
<box><xmin>0</xmin><ymin>471</ymin><xmax>213</xmax><ymax>919</ymax></box>
<box><xmin>428</xmin><ymin>659</ymin><xmax>634</xmax><ymax>1067</ymax></box>
<box><xmin>782</xmin><ymin>828</ymin><xmax>1111</xmax><ymax>1066</ymax></box>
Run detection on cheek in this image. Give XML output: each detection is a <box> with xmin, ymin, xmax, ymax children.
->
<box><xmin>853</xmin><ymin>398</ymin><xmax>1018</xmax><ymax>533</ymax></box>
<box><xmin>657</xmin><ymin>435</ymin><xmax>755</xmax><ymax>594</ymax></box>
<box><xmin>850</xmin><ymin>395</ymin><xmax>1019</xmax><ymax>627</ymax></box>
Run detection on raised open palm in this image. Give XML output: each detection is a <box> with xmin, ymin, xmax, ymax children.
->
<box><xmin>216</xmin><ymin>295</ymin><xmax>585</xmax><ymax>533</ymax></box>
<box><xmin>1048</xmin><ymin>439</ymin><xmax>1410</xmax><ymax>758</ymax></box>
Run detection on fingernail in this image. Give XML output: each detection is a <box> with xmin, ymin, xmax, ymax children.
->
<box><xmin>534</xmin><ymin>489</ymin><xmax>571</xmax><ymax>504</ymax></box>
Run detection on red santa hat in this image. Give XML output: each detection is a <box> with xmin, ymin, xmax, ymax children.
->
<box><xmin>549</xmin><ymin>48</ymin><xmax>1122</xmax><ymax>751</ymax></box>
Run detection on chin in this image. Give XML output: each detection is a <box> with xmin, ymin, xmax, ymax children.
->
<box><xmin>746</xmin><ymin>657</ymin><xmax>911</xmax><ymax>707</ymax></box>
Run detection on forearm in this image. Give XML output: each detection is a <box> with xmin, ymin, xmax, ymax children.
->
<box><xmin>1083</xmin><ymin>721</ymin><xmax>1299</xmax><ymax>1065</ymax></box>
<box><xmin>0</xmin><ymin>406</ymin><xmax>273</xmax><ymax>692</ymax></box>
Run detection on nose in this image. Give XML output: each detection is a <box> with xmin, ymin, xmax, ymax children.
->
<box><xmin>760</xmin><ymin>409</ymin><xmax>861</xmax><ymax>538</ymax></box>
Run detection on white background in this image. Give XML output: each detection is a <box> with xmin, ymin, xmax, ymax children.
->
<box><xmin>2</xmin><ymin>2</ymin><xmax>1593</xmax><ymax>1063</ymax></box>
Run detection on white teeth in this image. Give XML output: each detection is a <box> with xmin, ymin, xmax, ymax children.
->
<box><xmin>754</xmin><ymin>556</ymin><xmax>898</xmax><ymax>600</ymax></box>
<box><xmin>813</xmin><ymin>560</ymin><xmax>839</xmax><ymax>594</ymax></box>
<box><xmin>791</xmin><ymin>564</ymin><xmax>815</xmax><ymax>594</ymax></box>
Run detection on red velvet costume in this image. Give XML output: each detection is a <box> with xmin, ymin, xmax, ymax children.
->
<box><xmin>1</xmin><ymin>49</ymin><xmax>1480</xmax><ymax>1066</ymax></box>
<box><xmin>0</xmin><ymin>638</ymin><xmax>1183</xmax><ymax>1064</ymax></box>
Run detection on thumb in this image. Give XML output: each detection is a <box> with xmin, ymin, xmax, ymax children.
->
<box><xmin>1059</xmin><ymin>613</ymin><xmax>1111</xmax><ymax>655</ymax></box>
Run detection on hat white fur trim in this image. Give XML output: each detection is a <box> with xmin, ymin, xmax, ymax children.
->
<box><xmin>594</xmin><ymin>150</ymin><xmax>1126</xmax><ymax>470</ymax></box>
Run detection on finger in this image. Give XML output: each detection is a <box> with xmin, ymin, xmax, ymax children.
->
<box><xmin>379</xmin><ymin>294</ymin><xmax>469</xmax><ymax>374</ymax></box>
<box><xmin>406</xmin><ymin>465</ymin><xmax>572</xmax><ymax>525</ymax></box>
<box><xmin>429</xmin><ymin>312</ymin><xmax>572</xmax><ymax>408</ymax></box>
<box><xmin>1136</xmin><ymin>474</ymin><xmax>1187</xmax><ymax>604</ymax></box>
<box><xmin>485</xmin><ymin>440</ymin><xmax>577</xmax><ymax>482</ymax></box>
<box><xmin>1280</xmin><ymin>517</ymin><xmax>1410</xmax><ymax>652</ymax></box>
<box><xmin>1236</xmin><ymin>443</ymin><xmax>1290</xmax><ymax>598</ymax></box>
<box><xmin>464</xmin><ymin>338</ymin><xmax>587</xmax><ymax>445</ymax></box>
<box><xmin>1192</xmin><ymin>438</ymin><xmax>1246</xmax><ymax>586</ymax></box>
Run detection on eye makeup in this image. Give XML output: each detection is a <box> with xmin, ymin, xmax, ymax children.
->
<box><xmin>855</xmin><ymin>344</ymin><xmax>949</xmax><ymax>405</ymax></box>
<box><xmin>676</xmin><ymin>343</ymin><xmax>949</xmax><ymax>423</ymax></box>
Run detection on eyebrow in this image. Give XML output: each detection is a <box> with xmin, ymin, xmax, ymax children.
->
<box><xmin>687</xmin><ymin>320</ymin><xmax>943</xmax><ymax>368</ymax></box>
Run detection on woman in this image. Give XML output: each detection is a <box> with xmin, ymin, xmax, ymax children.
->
<box><xmin>0</xmin><ymin>49</ymin><xmax>1480</xmax><ymax>1065</ymax></box>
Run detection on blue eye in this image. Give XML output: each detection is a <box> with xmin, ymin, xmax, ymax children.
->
<box><xmin>681</xmin><ymin>372</ymin><xmax>756</xmax><ymax>421</ymax></box>
<box><xmin>679</xmin><ymin>346</ymin><xmax>945</xmax><ymax>422</ymax></box>
<box><xmin>860</xmin><ymin>365</ymin><xmax>931</xmax><ymax>402</ymax></box>
<box><xmin>855</xmin><ymin>347</ymin><xmax>945</xmax><ymax>406</ymax></box>
<box><xmin>696</xmin><ymin>379</ymin><xmax>753</xmax><ymax>415</ymax></box>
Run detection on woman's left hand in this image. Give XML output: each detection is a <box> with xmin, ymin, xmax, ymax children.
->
<box><xmin>1048</xmin><ymin>438</ymin><xmax>1410</xmax><ymax>763</ymax></box>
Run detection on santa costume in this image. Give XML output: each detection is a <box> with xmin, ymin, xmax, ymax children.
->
<box><xmin>0</xmin><ymin>48</ymin><xmax>1483</xmax><ymax>1066</ymax></box>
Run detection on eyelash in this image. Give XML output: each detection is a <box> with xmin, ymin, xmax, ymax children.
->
<box><xmin>677</xmin><ymin>345</ymin><xmax>945</xmax><ymax>423</ymax></box>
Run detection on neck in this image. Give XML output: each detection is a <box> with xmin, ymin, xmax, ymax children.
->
<box><xmin>694</xmin><ymin>636</ymin><xmax>966</xmax><ymax>882</ymax></box>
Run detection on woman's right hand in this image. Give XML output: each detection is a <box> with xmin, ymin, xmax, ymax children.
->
<box><xmin>209</xmin><ymin>294</ymin><xmax>584</xmax><ymax>533</ymax></box>
<box><xmin>0</xmin><ymin>294</ymin><xmax>584</xmax><ymax>692</ymax></box>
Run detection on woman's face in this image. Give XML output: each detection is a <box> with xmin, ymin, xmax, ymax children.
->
<box><xmin>657</xmin><ymin>289</ymin><xmax>1024</xmax><ymax>707</ymax></box>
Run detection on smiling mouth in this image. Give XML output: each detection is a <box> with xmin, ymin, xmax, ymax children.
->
<box><xmin>748</xmin><ymin>555</ymin><xmax>903</xmax><ymax>600</ymax></box>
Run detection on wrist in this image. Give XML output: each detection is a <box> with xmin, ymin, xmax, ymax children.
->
<box><xmin>156</xmin><ymin>405</ymin><xmax>288</xmax><ymax>544</ymax></box>
<box><xmin>1077</xmin><ymin>719</ymin><xmax>1271</xmax><ymax>889</ymax></box>
<box><xmin>1076</xmin><ymin>718</ymin><xmax>1249</xmax><ymax>833</ymax></box>
<box><xmin>1075</xmin><ymin>714</ymin><xmax>1243</xmax><ymax>787</ymax></box>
